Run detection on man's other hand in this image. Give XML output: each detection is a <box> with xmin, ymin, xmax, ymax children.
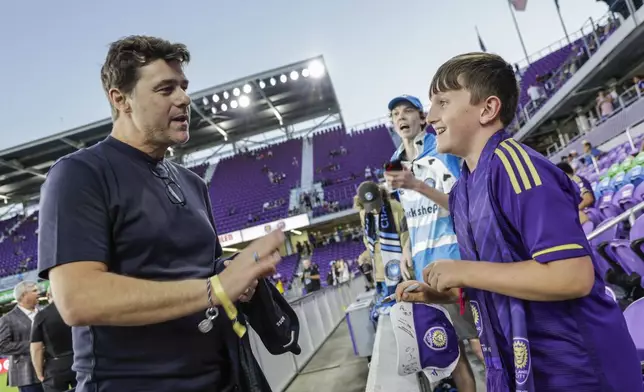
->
<box><xmin>384</xmin><ymin>169</ymin><xmax>419</xmax><ymax>190</ymax></box>
<box><xmin>217</xmin><ymin>230</ymin><xmax>284</xmax><ymax>303</ymax></box>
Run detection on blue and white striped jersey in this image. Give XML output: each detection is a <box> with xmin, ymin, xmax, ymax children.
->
<box><xmin>391</xmin><ymin>132</ymin><xmax>462</xmax><ymax>280</ymax></box>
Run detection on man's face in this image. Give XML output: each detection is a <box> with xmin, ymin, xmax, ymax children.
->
<box><xmin>583</xmin><ymin>144</ymin><xmax>591</xmax><ymax>153</ymax></box>
<box><xmin>427</xmin><ymin>89</ymin><xmax>480</xmax><ymax>156</ymax></box>
<box><xmin>391</xmin><ymin>103</ymin><xmax>423</xmax><ymax>140</ymax></box>
<box><xmin>21</xmin><ymin>286</ymin><xmax>40</xmax><ymax>307</ymax></box>
<box><xmin>123</xmin><ymin>59</ymin><xmax>191</xmax><ymax>148</ymax></box>
<box><xmin>302</xmin><ymin>259</ymin><xmax>311</xmax><ymax>269</ymax></box>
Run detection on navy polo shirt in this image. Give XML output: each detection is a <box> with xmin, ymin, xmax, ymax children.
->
<box><xmin>38</xmin><ymin>136</ymin><xmax>234</xmax><ymax>392</ymax></box>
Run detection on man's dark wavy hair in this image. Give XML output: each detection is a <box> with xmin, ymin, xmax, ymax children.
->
<box><xmin>100</xmin><ymin>35</ymin><xmax>190</xmax><ymax>119</ymax></box>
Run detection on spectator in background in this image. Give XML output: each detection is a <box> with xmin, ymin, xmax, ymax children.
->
<box><xmin>633</xmin><ymin>75</ymin><xmax>644</xmax><ymax>92</ymax></box>
<box><xmin>0</xmin><ymin>281</ymin><xmax>42</xmax><ymax>392</ymax></box>
<box><xmin>301</xmin><ymin>259</ymin><xmax>321</xmax><ymax>293</ymax></box>
<box><xmin>335</xmin><ymin>259</ymin><xmax>350</xmax><ymax>284</ymax></box>
<box><xmin>364</xmin><ymin>166</ymin><xmax>372</xmax><ymax>179</ymax></box>
<box><xmin>595</xmin><ymin>90</ymin><xmax>614</xmax><ymax>119</ymax></box>
<box><xmin>527</xmin><ymin>83</ymin><xmax>545</xmax><ymax>107</ymax></box>
<box><xmin>30</xmin><ymin>287</ymin><xmax>76</xmax><ymax>392</ymax></box>
<box><xmin>581</xmin><ymin>140</ymin><xmax>602</xmax><ymax>166</ymax></box>
<box><xmin>357</xmin><ymin>252</ymin><xmax>375</xmax><ymax>290</ymax></box>
<box><xmin>556</xmin><ymin>162</ymin><xmax>596</xmax><ymax>225</ymax></box>
<box><xmin>567</xmin><ymin>150</ymin><xmax>582</xmax><ymax>172</ymax></box>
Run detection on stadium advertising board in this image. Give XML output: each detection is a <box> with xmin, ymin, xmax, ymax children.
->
<box><xmin>241</xmin><ymin>213</ymin><xmax>310</xmax><ymax>242</ymax></box>
<box><xmin>0</xmin><ymin>357</ymin><xmax>8</xmax><ymax>374</ymax></box>
<box><xmin>218</xmin><ymin>231</ymin><xmax>243</xmax><ymax>247</ymax></box>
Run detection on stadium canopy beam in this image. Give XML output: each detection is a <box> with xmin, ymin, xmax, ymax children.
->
<box><xmin>201</xmin><ymin>143</ymin><xmax>230</xmax><ymax>164</ymax></box>
<box><xmin>251</xmin><ymin>80</ymin><xmax>285</xmax><ymax>131</ymax></box>
<box><xmin>0</xmin><ymin>159</ymin><xmax>46</xmax><ymax>179</ymax></box>
<box><xmin>190</xmin><ymin>104</ymin><xmax>229</xmax><ymax>141</ymax></box>
<box><xmin>60</xmin><ymin>138</ymin><xmax>85</xmax><ymax>150</ymax></box>
<box><xmin>305</xmin><ymin>113</ymin><xmax>337</xmax><ymax>137</ymax></box>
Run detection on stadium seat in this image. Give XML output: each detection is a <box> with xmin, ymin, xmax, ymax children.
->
<box><xmin>622</xmin><ymin>298</ymin><xmax>644</xmax><ymax>365</ymax></box>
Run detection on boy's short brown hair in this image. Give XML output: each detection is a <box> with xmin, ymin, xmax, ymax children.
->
<box><xmin>429</xmin><ymin>52</ymin><xmax>519</xmax><ymax>126</ymax></box>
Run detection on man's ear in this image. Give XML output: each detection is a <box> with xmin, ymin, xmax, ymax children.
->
<box><xmin>108</xmin><ymin>88</ymin><xmax>131</xmax><ymax>114</ymax></box>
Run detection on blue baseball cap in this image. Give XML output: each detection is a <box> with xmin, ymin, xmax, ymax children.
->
<box><xmin>388</xmin><ymin>95</ymin><xmax>423</xmax><ymax>111</ymax></box>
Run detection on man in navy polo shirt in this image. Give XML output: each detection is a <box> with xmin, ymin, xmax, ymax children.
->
<box><xmin>38</xmin><ymin>35</ymin><xmax>285</xmax><ymax>392</ymax></box>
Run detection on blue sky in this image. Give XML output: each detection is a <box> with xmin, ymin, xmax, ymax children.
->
<box><xmin>0</xmin><ymin>0</ymin><xmax>610</xmax><ymax>150</ymax></box>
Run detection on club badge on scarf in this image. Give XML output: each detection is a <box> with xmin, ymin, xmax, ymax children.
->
<box><xmin>390</xmin><ymin>302</ymin><xmax>460</xmax><ymax>383</ymax></box>
<box><xmin>364</xmin><ymin>198</ymin><xmax>403</xmax><ymax>288</ymax></box>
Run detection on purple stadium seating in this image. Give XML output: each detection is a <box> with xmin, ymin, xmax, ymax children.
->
<box><xmin>622</xmin><ymin>298</ymin><xmax>644</xmax><ymax>364</ymax></box>
<box><xmin>0</xmin><ymin>213</ymin><xmax>39</xmax><ymax>277</ymax></box>
<box><xmin>274</xmin><ymin>253</ymin><xmax>300</xmax><ymax>290</ymax></box>
<box><xmin>209</xmin><ymin>139</ymin><xmax>303</xmax><ymax>233</ymax></box>
<box><xmin>518</xmin><ymin>42</ymin><xmax>577</xmax><ymax>111</ymax></box>
<box><xmin>187</xmin><ymin>163</ymin><xmax>209</xmax><ymax>179</ymax></box>
<box><xmin>312</xmin><ymin>125</ymin><xmax>395</xmax><ymax>215</ymax></box>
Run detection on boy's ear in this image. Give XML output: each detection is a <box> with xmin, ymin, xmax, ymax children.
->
<box><xmin>480</xmin><ymin>95</ymin><xmax>502</xmax><ymax>126</ymax></box>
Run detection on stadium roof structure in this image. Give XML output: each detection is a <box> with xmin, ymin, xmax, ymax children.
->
<box><xmin>0</xmin><ymin>55</ymin><xmax>341</xmax><ymax>203</ymax></box>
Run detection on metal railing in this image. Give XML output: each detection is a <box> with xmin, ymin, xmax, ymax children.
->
<box><xmin>587</xmin><ymin>201</ymin><xmax>644</xmax><ymax>240</ymax></box>
<box><xmin>545</xmin><ymin>85</ymin><xmax>644</xmax><ymax>158</ymax></box>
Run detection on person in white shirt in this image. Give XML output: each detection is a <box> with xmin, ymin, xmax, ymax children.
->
<box><xmin>0</xmin><ymin>281</ymin><xmax>43</xmax><ymax>392</ymax></box>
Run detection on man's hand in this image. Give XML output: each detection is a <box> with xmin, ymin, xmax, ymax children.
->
<box><xmin>384</xmin><ymin>169</ymin><xmax>420</xmax><ymax>190</ymax></box>
<box><xmin>423</xmin><ymin>260</ymin><xmax>468</xmax><ymax>293</ymax></box>
<box><xmin>38</xmin><ymin>375</ymin><xmax>44</xmax><ymax>382</ymax></box>
<box><xmin>217</xmin><ymin>230</ymin><xmax>284</xmax><ymax>303</ymax></box>
<box><xmin>224</xmin><ymin>259</ymin><xmax>259</xmax><ymax>302</ymax></box>
<box><xmin>395</xmin><ymin>280</ymin><xmax>432</xmax><ymax>303</ymax></box>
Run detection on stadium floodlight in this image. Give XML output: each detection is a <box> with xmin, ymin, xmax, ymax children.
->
<box><xmin>239</xmin><ymin>95</ymin><xmax>250</xmax><ymax>108</ymax></box>
<box><xmin>290</xmin><ymin>70</ymin><xmax>299</xmax><ymax>81</ymax></box>
<box><xmin>243</xmin><ymin>84</ymin><xmax>252</xmax><ymax>94</ymax></box>
<box><xmin>302</xmin><ymin>68</ymin><xmax>310</xmax><ymax>78</ymax></box>
<box><xmin>230</xmin><ymin>99</ymin><xmax>239</xmax><ymax>109</ymax></box>
<box><xmin>259</xmin><ymin>80</ymin><xmax>266</xmax><ymax>89</ymax></box>
<box><xmin>223</xmin><ymin>91</ymin><xmax>230</xmax><ymax>99</ymax></box>
<box><xmin>210</xmin><ymin>106</ymin><xmax>217</xmax><ymax>114</ymax></box>
<box><xmin>202</xmin><ymin>97</ymin><xmax>208</xmax><ymax>105</ymax></box>
<box><xmin>233</xmin><ymin>87</ymin><xmax>241</xmax><ymax>97</ymax></box>
<box><xmin>309</xmin><ymin>60</ymin><xmax>325</xmax><ymax>78</ymax></box>
<box><xmin>222</xmin><ymin>247</ymin><xmax>239</xmax><ymax>252</ymax></box>
<box><xmin>270</xmin><ymin>77</ymin><xmax>277</xmax><ymax>86</ymax></box>
<box><xmin>221</xmin><ymin>103</ymin><xmax>228</xmax><ymax>112</ymax></box>
<box><xmin>280</xmin><ymin>74</ymin><xmax>287</xmax><ymax>83</ymax></box>
<box><xmin>212</xmin><ymin>94</ymin><xmax>220</xmax><ymax>103</ymax></box>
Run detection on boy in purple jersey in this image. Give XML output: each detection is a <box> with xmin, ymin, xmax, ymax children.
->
<box><xmin>396</xmin><ymin>52</ymin><xmax>643</xmax><ymax>391</ymax></box>
<box><xmin>556</xmin><ymin>162</ymin><xmax>596</xmax><ymax>210</ymax></box>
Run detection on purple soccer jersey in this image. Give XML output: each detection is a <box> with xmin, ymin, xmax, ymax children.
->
<box><xmin>450</xmin><ymin>131</ymin><xmax>643</xmax><ymax>392</ymax></box>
